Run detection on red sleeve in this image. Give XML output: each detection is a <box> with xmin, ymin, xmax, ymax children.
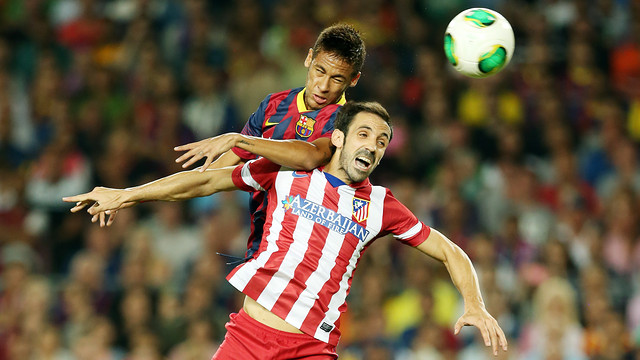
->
<box><xmin>382</xmin><ymin>189</ymin><xmax>431</xmax><ymax>247</ymax></box>
<box><xmin>231</xmin><ymin>157</ymin><xmax>282</xmax><ymax>192</ymax></box>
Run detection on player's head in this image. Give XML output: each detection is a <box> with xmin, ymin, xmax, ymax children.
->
<box><xmin>312</xmin><ymin>24</ymin><xmax>366</xmax><ymax>76</ymax></box>
<box><xmin>303</xmin><ymin>24</ymin><xmax>366</xmax><ymax>110</ymax></box>
<box><xmin>330</xmin><ymin>101</ymin><xmax>392</xmax><ymax>183</ymax></box>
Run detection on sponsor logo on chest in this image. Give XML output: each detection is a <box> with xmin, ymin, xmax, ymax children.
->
<box><xmin>281</xmin><ymin>194</ymin><xmax>370</xmax><ymax>241</ymax></box>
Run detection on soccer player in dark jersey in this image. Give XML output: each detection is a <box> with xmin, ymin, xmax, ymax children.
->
<box><xmin>97</xmin><ymin>24</ymin><xmax>365</xmax><ymax>261</ymax></box>
<box><xmin>64</xmin><ymin>102</ymin><xmax>508</xmax><ymax>359</ymax></box>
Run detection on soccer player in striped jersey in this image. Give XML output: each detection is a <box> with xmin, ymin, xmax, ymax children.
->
<box><xmin>64</xmin><ymin>101</ymin><xmax>508</xmax><ymax>359</ymax></box>
<box><xmin>99</xmin><ymin>24</ymin><xmax>365</xmax><ymax>262</ymax></box>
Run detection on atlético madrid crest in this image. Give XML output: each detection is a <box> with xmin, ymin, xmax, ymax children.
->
<box><xmin>296</xmin><ymin>115</ymin><xmax>315</xmax><ymax>138</ymax></box>
<box><xmin>352</xmin><ymin>197</ymin><xmax>370</xmax><ymax>223</ymax></box>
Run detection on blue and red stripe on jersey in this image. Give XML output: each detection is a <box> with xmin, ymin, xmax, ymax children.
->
<box><xmin>231</xmin><ymin>87</ymin><xmax>345</xmax><ymax>259</ymax></box>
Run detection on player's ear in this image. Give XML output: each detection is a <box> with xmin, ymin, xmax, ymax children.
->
<box><xmin>349</xmin><ymin>72</ymin><xmax>361</xmax><ymax>87</ymax></box>
<box><xmin>331</xmin><ymin>130</ymin><xmax>345</xmax><ymax>148</ymax></box>
<box><xmin>304</xmin><ymin>48</ymin><xmax>313</xmax><ymax>68</ymax></box>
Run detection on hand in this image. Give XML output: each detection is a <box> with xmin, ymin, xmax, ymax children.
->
<box><xmin>90</xmin><ymin>210</ymin><xmax>118</xmax><ymax>227</ymax></box>
<box><xmin>62</xmin><ymin>187</ymin><xmax>136</xmax><ymax>226</ymax></box>
<box><xmin>454</xmin><ymin>305</ymin><xmax>508</xmax><ymax>355</ymax></box>
<box><xmin>88</xmin><ymin>200</ymin><xmax>136</xmax><ymax>227</ymax></box>
<box><xmin>174</xmin><ymin>133</ymin><xmax>238</xmax><ymax>172</ymax></box>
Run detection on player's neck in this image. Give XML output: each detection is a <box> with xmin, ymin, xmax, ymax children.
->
<box><xmin>323</xmin><ymin>162</ymin><xmax>351</xmax><ymax>185</ymax></box>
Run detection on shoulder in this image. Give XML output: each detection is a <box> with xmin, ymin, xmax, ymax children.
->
<box><xmin>254</xmin><ymin>88</ymin><xmax>301</xmax><ymax>118</ymax></box>
<box><xmin>268</xmin><ymin>87</ymin><xmax>303</xmax><ymax>102</ymax></box>
<box><xmin>370</xmin><ymin>185</ymin><xmax>406</xmax><ymax>208</ymax></box>
<box><xmin>318</xmin><ymin>103</ymin><xmax>342</xmax><ymax>116</ymax></box>
<box><xmin>308</xmin><ymin>103</ymin><xmax>342</xmax><ymax>130</ymax></box>
<box><xmin>259</xmin><ymin>87</ymin><xmax>303</xmax><ymax>113</ymax></box>
<box><xmin>247</xmin><ymin>157</ymin><xmax>283</xmax><ymax>173</ymax></box>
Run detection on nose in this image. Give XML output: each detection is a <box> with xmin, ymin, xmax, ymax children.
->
<box><xmin>363</xmin><ymin>140</ymin><xmax>376</xmax><ymax>153</ymax></box>
<box><xmin>317</xmin><ymin>76</ymin><xmax>330</xmax><ymax>92</ymax></box>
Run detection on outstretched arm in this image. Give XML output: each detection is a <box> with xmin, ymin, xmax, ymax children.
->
<box><xmin>175</xmin><ymin>134</ymin><xmax>333</xmax><ymax>172</ymax></box>
<box><xmin>62</xmin><ymin>166</ymin><xmax>238</xmax><ymax>221</ymax></box>
<box><xmin>416</xmin><ymin>229</ymin><xmax>508</xmax><ymax>355</ymax></box>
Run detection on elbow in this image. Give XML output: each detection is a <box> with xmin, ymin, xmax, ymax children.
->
<box><xmin>440</xmin><ymin>235</ymin><xmax>467</xmax><ymax>264</ymax></box>
<box><xmin>299</xmin><ymin>158</ymin><xmax>320</xmax><ymax>171</ymax></box>
<box><xmin>299</xmin><ymin>151</ymin><xmax>329</xmax><ymax>171</ymax></box>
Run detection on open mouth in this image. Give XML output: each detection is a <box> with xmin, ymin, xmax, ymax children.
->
<box><xmin>313</xmin><ymin>94</ymin><xmax>327</xmax><ymax>105</ymax></box>
<box><xmin>355</xmin><ymin>156</ymin><xmax>372</xmax><ymax>171</ymax></box>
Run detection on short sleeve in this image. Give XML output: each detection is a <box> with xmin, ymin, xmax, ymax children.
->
<box><xmin>382</xmin><ymin>189</ymin><xmax>431</xmax><ymax>247</ymax></box>
<box><xmin>231</xmin><ymin>157</ymin><xmax>282</xmax><ymax>192</ymax></box>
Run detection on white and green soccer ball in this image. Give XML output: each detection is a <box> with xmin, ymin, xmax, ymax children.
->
<box><xmin>444</xmin><ymin>8</ymin><xmax>515</xmax><ymax>78</ymax></box>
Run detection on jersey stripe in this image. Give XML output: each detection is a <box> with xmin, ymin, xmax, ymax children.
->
<box><xmin>303</xmin><ymin>185</ymin><xmax>359</xmax><ymax>342</ymax></box>
<box><xmin>363</xmin><ymin>186</ymin><xmax>386</xmax><ymax>245</ymax></box>
<box><xmin>257</xmin><ymin>171</ymin><xmax>327</xmax><ymax>310</ymax></box>
<box><xmin>227</xmin><ymin>172</ymin><xmax>294</xmax><ymax>291</ymax></box>
<box><xmin>270</xmin><ymin>172</ymin><xmax>332</xmax><ymax>317</ymax></box>
<box><xmin>285</xmin><ymin>177</ymin><xmax>353</xmax><ymax>329</ymax></box>
<box><xmin>312</xmin><ymin>186</ymin><xmax>386</xmax><ymax>342</ymax></box>
<box><xmin>266</xmin><ymin>90</ymin><xmax>297</xmax><ymax>127</ymax></box>
<box><xmin>241</xmin><ymin>172</ymin><xmax>302</xmax><ymax>296</ymax></box>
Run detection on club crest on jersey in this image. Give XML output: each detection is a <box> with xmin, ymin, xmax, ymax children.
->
<box><xmin>352</xmin><ymin>197</ymin><xmax>370</xmax><ymax>223</ymax></box>
<box><xmin>295</xmin><ymin>115</ymin><xmax>315</xmax><ymax>138</ymax></box>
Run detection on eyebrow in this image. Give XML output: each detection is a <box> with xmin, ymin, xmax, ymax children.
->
<box><xmin>357</xmin><ymin>125</ymin><xmax>391</xmax><ymax>140</ymax></box>
<box><xmin>315</xmin><ymin>63</ymin><xmax>348</xmax><ymax>80</ymax></box>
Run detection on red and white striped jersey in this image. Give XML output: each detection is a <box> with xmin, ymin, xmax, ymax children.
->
<box><xmin>228</xmin><ymin>158</ymin><xmax>431</xmax><ymax>346</ymax></box>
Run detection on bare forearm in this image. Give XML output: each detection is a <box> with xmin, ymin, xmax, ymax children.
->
<box><xmin>441</xmin><ymin>239</ymin><xmax>485</xmax><ymax>308</ymax></box>
<box><xmin>416</xmin><ymin>230</ymin><xmax>508</xmax><ymax>354</ymax></box>
<box><xmin>124</xmin><ymin>168</ymin><xmax>236</xmax><ymax>203</ymax></box>
<box><xmin>232</xmin><ymin>134</ymin><xmax>332</xmax><ymax>170</ymax></box>
<box><xmin>207</xmin><ymin>149</ymin><xmax>243</xmax><ymax>170</ymax></box>
<box><xmin>418</xmin><ymin>230</ymin><xmax>485</xmax><ymax>308</ymax></box>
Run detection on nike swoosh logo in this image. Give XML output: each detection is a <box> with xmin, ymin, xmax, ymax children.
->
<box><xmin>264</xmin><ymin>118</ymin><xmax>279</xmax><ymax>126</ymax></box>
<box><xmin>292</xmin><ymin>171</ymin><xmax>308</xmax><ymax>178</ymax></box>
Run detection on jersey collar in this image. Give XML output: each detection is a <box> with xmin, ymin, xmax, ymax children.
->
<box><xmin>297</xmin><ymin>88</ymin><xmax>347</xmax><ymax>113</ymax></box>
<box><xmin>322</xmin><ymin>170</ymin><xmax>371</xmax><ymax>189</ymax></box>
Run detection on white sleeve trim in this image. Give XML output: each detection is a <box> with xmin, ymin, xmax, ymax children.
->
<box><xmin>394</xmin><ymin>222</ymin><xmax>422</xmax><ymax>240</ymax></box>
<box><xmin>241</xmin><ymin>161</ymin><xmax>265</xmax><ymax>191</ymax></box>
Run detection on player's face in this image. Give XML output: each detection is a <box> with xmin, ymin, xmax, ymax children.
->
<box><xmin>304</xmin><ymin>49</ymin><xmax>360</xmax><ymax>110</ymax></box>
<box><xmin>334</xmin><ymin>112</ymin><xmax>391</xmax><ymax>183</ymax></box>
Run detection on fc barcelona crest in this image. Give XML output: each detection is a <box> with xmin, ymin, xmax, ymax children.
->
<box><xmin>296</xmin><ymin>115</ymin><xmax>315</xmax><ymax>138</ymax></box>
<box><xmin>352</xmin><ymin>197</ymin><xmax>370</xmax><ymax>223</ymax></box>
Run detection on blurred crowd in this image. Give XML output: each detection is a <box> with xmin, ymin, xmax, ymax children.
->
<box><xmin>1</xmin><ymin>0</ymin><xmax>640</xmax><ymax>359</ymax></box>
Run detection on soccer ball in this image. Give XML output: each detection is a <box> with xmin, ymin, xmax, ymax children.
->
<box><xmin>444</xmin><ymin>8</ymin><xmax>515</xmax><ymax>78</ymax></box>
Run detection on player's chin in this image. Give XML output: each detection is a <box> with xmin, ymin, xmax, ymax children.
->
<box><xmin>307</xmin><ymin>102</ymin><xmax>322</xmax><ymax>111</ymax></box>
<box><xmin>348</xmin><ymin>169</ymin><xmax>370</xmax><ymax>183</ymax></box>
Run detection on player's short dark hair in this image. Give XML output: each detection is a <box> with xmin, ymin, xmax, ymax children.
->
<box><xmin>334</xmin><ymin>101</ymin><xmax>393</xmax><ymax>140</ymax></box>
<box><xmin>312</xmin><ymin>23</ymin><xmax>366</xmax><ymax>77</ymax></box>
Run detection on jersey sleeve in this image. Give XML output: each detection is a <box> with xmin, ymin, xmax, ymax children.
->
<box><xmin>231</xmin><ymin>157</ymin><xmax>281</xmax><ymax>192</ymax></box>
<box><xmin>232</xmin><ymin>94</ymin><xmax>272</xmax><ymax>160</ymax></box>
<box><xmin>382</xmin><ymin>189</ymin><xmax>431</xmax><ymax>247</ymax></box>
